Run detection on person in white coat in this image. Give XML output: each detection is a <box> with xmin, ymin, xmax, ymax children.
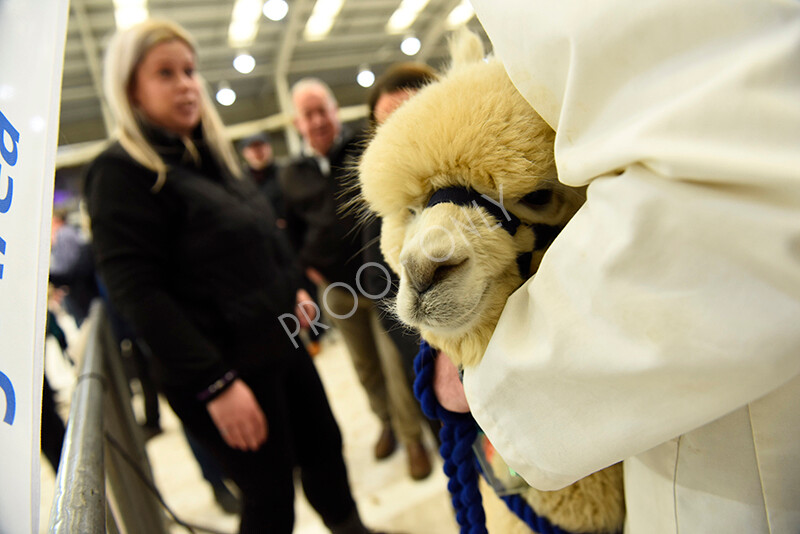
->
<box><xmin>439</xmin><ymin>0</ymin><xmax>800</xmax><ymax>532</ymax></box>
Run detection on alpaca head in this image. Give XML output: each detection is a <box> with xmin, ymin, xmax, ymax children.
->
<box><xmin>359</xmin><ymin>32</ymin><xmax>585</xmax><ymax>368</ymax></box>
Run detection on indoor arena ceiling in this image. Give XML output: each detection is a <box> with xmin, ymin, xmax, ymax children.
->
<box><xmin>57</xmin><ymin>0</ymin><xmax>490</xmax><ymax>166</ymax></box>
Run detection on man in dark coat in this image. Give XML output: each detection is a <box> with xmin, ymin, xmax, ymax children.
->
<box><xmin>238</xmin><ymin>132</ymin><xmax>286</xmax><ymax>227</ymax></box>
<box><xmin>281</xmin><ymin>78</ymin><xmax>432</xmax><ymax>480</ymax></box>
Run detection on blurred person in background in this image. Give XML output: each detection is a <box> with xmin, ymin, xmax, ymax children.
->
<box><xmin>363</xmin><ymin>62</ymin><xmax>442</xmax><ymax>446</ymax></box>
<box><xmin>282</xmin><ymin>78</ymin><xmax>432</xmax><ymax>480</ymax></box>
<box><xmin>41</xmin><ymin>309</ymin><xmax>68</xmax><ymax>473</ymax></box>
<box><xmin>367</xmin><ymin>63</ymin><xmax>437</xmax><ymax>127</ymax></box>
<box><xmin>238</xmin><ymin>131</ymin><xmax>286</xmax><ymax>228</ymax></box>
<box><xmin>49</xmin><ymin>206</ymin><xmax>99</xmax><ymax>327</ymax></box>
<box><xmin>84</xmin><ymin>19</ymin><xmax>378</xmax><ymax>534</ymax></box>
<box><xmin>239</xmin><ymin>130</ymin><xmax>324</xmax><ymax>355</ymax></box>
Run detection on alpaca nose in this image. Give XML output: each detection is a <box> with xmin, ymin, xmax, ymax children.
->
<box><xmin>407</xmin><ymin>263</ymin><xmax>435</xmax><ymax>295</ymax></box>
<box><xmin>404</xmin><ymin>256</ymin><xmax>468</xmax><ymax>295</ymax></box>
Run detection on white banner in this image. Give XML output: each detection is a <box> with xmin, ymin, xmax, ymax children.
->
<box><xmin>0</xmin><ymin>0</ymin><xmax>70</xmax><ymax>532</ymax></box>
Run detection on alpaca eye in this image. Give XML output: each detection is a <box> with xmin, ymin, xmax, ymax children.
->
<box><xmin>521</xmin><ymin>189</ymin><xmax>553</xmax><ymax>208</ymax></box>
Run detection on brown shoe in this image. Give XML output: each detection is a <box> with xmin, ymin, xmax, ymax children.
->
<box><xmin>406</xmin><ymin>440</ymin><xmax>432</xmax><ymax>480</ymax></box>
<box><xmin>374</xmin><ymin>425</ymin><xmax>397</xmax><ymax>460</ymax></box>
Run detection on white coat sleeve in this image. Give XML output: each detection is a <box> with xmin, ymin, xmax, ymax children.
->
<box><xmin>464</xmin><ymin>0</ymin><xmax>800</xmax><ymax>491</ymax></box>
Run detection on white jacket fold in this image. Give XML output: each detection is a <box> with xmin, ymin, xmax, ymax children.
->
<box><xmin>465</xmin><ymin>1</ymin><xmax>800</xmax><ymax>531</ymax></box>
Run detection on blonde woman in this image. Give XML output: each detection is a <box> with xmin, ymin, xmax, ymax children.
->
<box><xmin>84</xmin><ymin>19</ymin><xmax>376</xmax><ymax>534</ymax></box>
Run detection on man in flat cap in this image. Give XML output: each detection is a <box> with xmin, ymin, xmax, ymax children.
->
<box><xmin>239</xmin><ymin>132</ymin><xmax>285</xmax><ymax>227</ymax></box>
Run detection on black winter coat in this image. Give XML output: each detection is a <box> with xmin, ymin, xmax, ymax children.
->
<box><xmin>85</xmin><ymin>127</ymin><xmax>300</xmax><ymax>399</ymax></box>
<box><xmin>280</xmin><ymin>128</ymin><xmax>365</xmax><ymax>286</ymax></box>
<box><xmin>247</xmin><ymin>162</ymin><xmax>286</xmax><ymax>220</ymax></box>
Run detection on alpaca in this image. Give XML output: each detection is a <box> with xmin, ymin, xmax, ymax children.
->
<box><xmin>358</xmin><ymin>32</ymin><xmax>625</xmax><ymax>534</ymax></box>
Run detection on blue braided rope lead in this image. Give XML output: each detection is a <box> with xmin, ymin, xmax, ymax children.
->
<box><xmin>415</xmin><ymin>340</ymin><xmax>486</xmax><ymax>533</ymax></box>
<box><xmin>413</xmin><ymin>340</ymin><xmax>577</xmax><ymax>534</ymax></box>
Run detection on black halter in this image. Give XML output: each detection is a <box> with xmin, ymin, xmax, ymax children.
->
<box><xmin>427</xmin><ymin>187</ymin><xmax>522</xmax><ymax>235</ymax></box>
<box><xmin>426</xmin><ymin>187</ymin><xmax>533</xmax><ymax>279</ymax></box>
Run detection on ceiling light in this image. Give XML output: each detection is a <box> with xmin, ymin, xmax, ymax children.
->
<box><xmin>263</xmin><ymin>0</ymin><xmax>288</xmax><ymax>21</ymax></box>
<box><xmin>233</xmin><ymin>53</ymin><xmax>256</xmax><ymax>74</ymax></box>
<box><xmin>357</xmin><ymin>66</ymin><xmax>375</xmax><ymax>88</ymax></box>
<box><xmin>304</xmin><ymin>0</ymin><xmax>344</xmax><ymax>41</ymax></box>
<box><xmin>229</xmin><ymin>0</ymin><xmax>264</xmax><ymax>47</ymax></box>
<box><xmin>216</xmin><ymin>83</ymin><xmax>237</xmax><ymax>106</ymax></box>
<box><xmin>229</xmin><ymin>21</ymin><xmax>258</xmax><ymax>47</ymax></box>
<box><xmin>386</xmin><ymin>0</ymin><xmax>430</xmax><ymax>34</ymax></box>
<box><xmin>113</xmin><ymin>0</ymin><xmax>148</xmax><ymax>30</ymax></box>
<box><xmin>400</xmin><ymin>36</ymin><xmax>421</xmax><ymax>56</ymax></box>
<box><xmin>387</xmin><ymin>10</ymin><xmax>415</xmax><ymax>33</ymax></box>
<box><xmin>304</xmin><ymin>15</ymin><xmax>334</xmax><ymax>41</ymax></box>
<box><xmin>446</xmin><ymin>0</ymin><xmax>475</xmax><ymax>29</ymax></box>
<box><xmin>312</xmin><ymin>0</ymin><xmax>344</xmax><ymax>17</ymax></box>
<box><xmin>232</xmin><ymin>0</ymin><xmax>263</xmax><ymax>20</ymax></box>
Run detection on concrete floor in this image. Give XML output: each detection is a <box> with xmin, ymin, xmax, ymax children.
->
<box><xmin>39</xmin><ymin>321</ymin><xmax>459</xmax><ymax>534</ymax></box>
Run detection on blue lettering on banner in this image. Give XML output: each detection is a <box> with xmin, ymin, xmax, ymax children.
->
<box><xmin>0</xmin><ymin>174</ymin><xmax>12</xmax><ymax>214</ymax></box>
<box><xmin>0</xmin><ymin>108</ymin><xmax>20</xmax><ymax>280</ymax></box>
<box><xmin>0</xmin><ymin>109</ymin><xmax>17</xmax><ymax>422</ymax></box>
<box><xmin>0</xmin><ymin>110</ymin><xmax>20</xmax><ymax>166</ymax></box>
<box><xmin>0</xmin><ymin>371</ymin><xmax>15</xmax><ymax>425</ymax></box>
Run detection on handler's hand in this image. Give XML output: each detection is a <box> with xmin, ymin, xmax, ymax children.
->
<box><xmin>207</xmin><ymin>379</ymin><xmax>268</xmax><ymax>451</ymax></box>
<box><xmin>434</xmin><ymin>351</ymin><xmax>470</xmax><ymax>413</ymax></box>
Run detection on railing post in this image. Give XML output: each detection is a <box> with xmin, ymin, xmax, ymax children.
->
<box><xmin>47</xmin><ymin>301</ymin><xmax>169</xmax><ymax>533</ymax></box>
<box><xmin>48</xmin><ymin>303</ymin><xmax>107</xmax><ymax>534</ymax></box>
<box><xmin>99</xmin><ymin>306</ymin><xmax>169</xmax><ymax>534</ymax></box>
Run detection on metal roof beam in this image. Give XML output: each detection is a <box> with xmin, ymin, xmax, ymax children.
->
<box><xmin>274</xmin><ymin>0</ymin><xmax>312</xmax><ymax>155</ymax></box>
<box><xmin>418</xmin><ymin>0</ymin><xmax>462</xmax><ymax>62</ymax></box>
<box><xmin>71</xmin><ymin>0</ymin><xmax>113</xmax><ymax>134</ymax></box>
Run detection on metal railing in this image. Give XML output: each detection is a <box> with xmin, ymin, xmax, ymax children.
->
<box><xmin>47</xmin><ymin>301</ymin><xmax>168</xmax><ymax>534</ymax></box>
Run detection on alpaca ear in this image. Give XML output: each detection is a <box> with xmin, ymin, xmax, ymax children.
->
<box><xmin>448</xmin><ymin>28</ymin><xmax>485</xmax><ymax>70</ymax></box>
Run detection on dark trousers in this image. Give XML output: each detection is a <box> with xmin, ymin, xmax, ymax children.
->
<box><xmin>43</xmin><ymin>313</ymin><xmax>68</xmax><ymax>471</ymax></box>
<box><xmin>377</xmin><ymin>310</ymin><xmax>442</xmax><ymax>446</ymax></box>
<box><xmin>123</xmin><ymin>339</ymin><xmax>160</xmax><ymax>428</ymax></box>
<box><xmin>164</xmin><ymin>349</ymin><xmax>356</xmax><ymax>534</ymax></box>
<box><xmin>41</xmin><ymin>377</ymin><xmax>66</xmax><ymax>471</ymax></box>
<box><xmin>183</xmin><ymin>426</ymin><xmax>228</xmax><ymax>488</ymax></box>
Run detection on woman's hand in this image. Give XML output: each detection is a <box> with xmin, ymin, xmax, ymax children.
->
<box><xmin>206</xmin><ymin>378</ymin><xmax>268</xmax><ymax>451</ymax></box>
<box><xmin>434</xmin><ymin>351</ymin><xmax>470</xmax><ymax>413</ymax></box>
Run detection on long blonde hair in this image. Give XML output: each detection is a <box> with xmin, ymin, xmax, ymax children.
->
<box><xmin>103</xmin><ymin>19</ymin><xmax>241</xmax><ymax>191</ymax></box>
